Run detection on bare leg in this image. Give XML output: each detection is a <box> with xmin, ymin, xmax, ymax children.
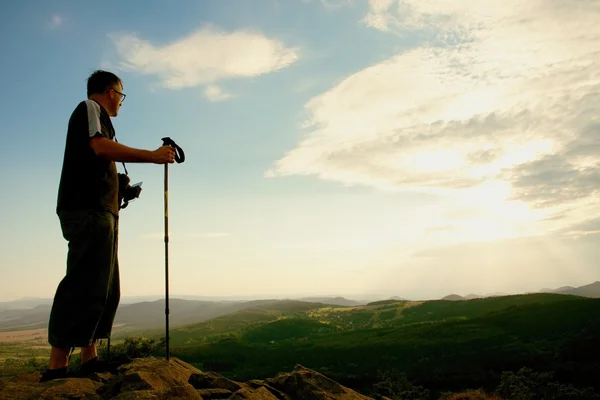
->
<box><xmin>49</xmin><ymin>346</ymin><xmax>69</xmax><ymax>369</ymax></box>
<box><xmin>80</xmin><ymin>340</ymin><xmax>97</xmax><ymax>364</ymax></box>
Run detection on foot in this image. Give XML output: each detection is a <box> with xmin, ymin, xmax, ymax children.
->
<box><xmin>39</xmin><ymin>366</ymin><xmax>68</xmax><ymax>382</ymax></box>
<box><xmin>73</xmin><ymin>356</ymin><xmax>115</xmax><ymax>377</ymax></box>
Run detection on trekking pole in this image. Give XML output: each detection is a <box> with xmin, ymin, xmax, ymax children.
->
<box><xmin>164</xmin><ymin>161</ymin><xmax>169</xmax><ymax>361</ymax></box>
<box><xmin>161</xmin><ymin>137</ymin><xmax>185</xmax><ymax>361</ymax></box>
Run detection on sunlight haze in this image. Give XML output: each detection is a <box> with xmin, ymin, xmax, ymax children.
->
<box><xmin>1</xmin><ymin>0</ymin><xmax>599</xmax><ymax>302</ymax></box>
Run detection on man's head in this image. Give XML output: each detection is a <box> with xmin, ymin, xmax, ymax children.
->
<box><xmin>87</xmin><ymin>70</ymin><xmax>126</xmax><ymax>117</ymax></box>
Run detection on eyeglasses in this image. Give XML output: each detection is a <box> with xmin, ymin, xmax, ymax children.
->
<box><xmin>111</xmin><ymin>88</ymin><xmax>126</xmax><ymax>102</ymax></box>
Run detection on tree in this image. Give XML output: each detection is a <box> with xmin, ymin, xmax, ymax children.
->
<box><xmin>98</xmin><ymin>336</ymin><xmax>166</xmax><ymax>360</ymax></box>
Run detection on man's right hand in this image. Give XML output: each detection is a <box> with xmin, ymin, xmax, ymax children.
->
<box><xmin>152</xmin><ymin>145</ymin><xmax>176</xmax><ymax>164</ymax></box>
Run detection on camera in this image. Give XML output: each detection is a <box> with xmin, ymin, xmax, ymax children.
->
<box><xmin>118</xmin><ymin>173</ymin><xmax>142</xmax><ymax>209</ymax></box>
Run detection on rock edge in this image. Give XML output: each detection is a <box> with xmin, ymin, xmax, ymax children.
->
<box><xmin>0</xmin><ymin>357</ymin><xmax>390</xmax><ymax>400</ymax></box>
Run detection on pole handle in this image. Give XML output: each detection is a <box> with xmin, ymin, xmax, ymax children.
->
<box><xmin>161</xmin><ymin>137</ymin><xmax>185</xmax><ymax>163</ymax></box>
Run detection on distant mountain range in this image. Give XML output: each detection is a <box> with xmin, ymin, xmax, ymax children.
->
<box><xmin>0</xmin><ymin>297</ymin><xmax>54</xmax><ymax>310</ymax></box>
<box><xmin>440</xmin><ymin>281</ymin><xmax>600</xmax><ymax>301</ymax></box>
<box><xmin>538</xmin><ymin>281</ymin><xmax>600</xmax><ymax>297</ymax></box>
<box><xmin>442</xmin><ymin>292</ymin><xmax>512</xmax><ymax>301</ymax></box>
<box><xmin>0</xmin><ymin>297</ymin><xmax>366</xmax><ymax>334</ymax></box>
<box><xmin>1</xmin><ymin>282</ymin><xmax>598</xmax><ymax>333</ymax></box>
<box><xmin>0</xmin><ymin>295</ymin><xmax>366</xmax><ymax>312</ymax></box>
<box><xmin>295</xmin><ymin>296</ymin><xmax>363</xmax><ymax>306</ymax></box>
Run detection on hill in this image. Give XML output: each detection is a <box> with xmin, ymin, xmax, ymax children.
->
<box><xmin>537</xmin><ymin>281</ymin><xmax>600</xmax><ymax>297</ymax></box>
<box><xmin>150</xmin><ymin>300</ymin><xmax>330</xmax><ymax>346</ymax></box>
<box><xmin>296</xmin><ymin>296</ymin><xmax>364</xmax><ymax>306</ymax></box>
<box><xmin>561</xmin><ymin>281</ymin><xmax>600</xmax><ymax>297</ymax></box>
<box><xmin>1</xmin><ymin>293</ymin><xmax>598</xmax><ymax>398</ymax></box>
<box><xmin>154</xmin><ymin>292</ymin><xmax>584</xmax><ymax>346</ymax></box>
<box><xmin>112</xmin><ymin>298</ymin><xmax>295</xmax><ymax>332</ymax></box>
<box><xmin>0</xmin><ymin>298</ymin><xmax>330</xmax><ymax>333</ymax></box>
<box><xmin>441</xmin><ymin>294</ymin><xmax>465</xmax><ymax>301</ymax></box>
<box><xmin>1</xmin><ymin>280</ymin><xmax>598</xmax><ymax>329</ymax></box>
<box><xmin>147</xmin><ymin>293</ymin><xmax>600</xmax><ymax>396</ymax></box>
<box><xmin>0</xmin><ymin>305</ymin><xmax>50</xmax><ymax>331</ymax></box>
<box><xmin>0</xmin><ymin>298</ymin><xmax>53</xmax><ymax>311</ymax></box>
<box><xmin>438</xmin><ymin>281</ymin><xmax>600</xmax><ymax>300</ymax></box>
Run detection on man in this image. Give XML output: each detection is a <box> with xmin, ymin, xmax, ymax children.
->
<box><xmin>40</xmin><ymin>70</ymin><xmax>175</xmax><ymax>382</ymax></box>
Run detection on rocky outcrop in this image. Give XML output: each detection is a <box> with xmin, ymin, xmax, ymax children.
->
<box><xmin>0</xmin><ymin>357</ymin><xmax>387</xmax><ymax>399</ymax></box>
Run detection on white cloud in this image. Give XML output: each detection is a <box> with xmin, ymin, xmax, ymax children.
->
<box><xmin>362</xmin><ymin>0</ymin><xmax>395</xmax><ymax>31</ymax></box>
<box><xmin>109</xmin><ymin>24</ymin><xmax>299</xmax><ymax>97</ymax></box>
<box><xmin>204</xmin><ymin>85</ymin><xmax>233</xmax><ymax>102</ymax></box>
<box><xmin>268</xmin><ymin>0</ymin><xmax>600</xmax><ymax>242</ymax></box>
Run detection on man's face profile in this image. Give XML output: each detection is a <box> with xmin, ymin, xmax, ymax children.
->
<box><xmin>109</xmin><ymin>82</ymin><xmax>125</xmax><ymax>117</ymax></box>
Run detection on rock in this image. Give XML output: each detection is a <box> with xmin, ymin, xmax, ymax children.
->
<box><xmin>1</xmin><ymin>375</ymin><xmax>104</xmax><ymax>400</ymax></box>
<box><xmin>110</xmin><ymin>384</ymin><xmax>202</xmax><ymax>399</ymax></box>
<box><xmin>87</xmin><ymin>372</ymin><xmax>114</xmax><ymax>384</ymax></box>
<box><xmin>0</xmin><ymin>357</ymin><xmax>382</xmax><ymax>400</ymax></box>
<box><xmin>188</xmin><ymin>371</ymin><xmax>243</xmax><ymax>392</ymax></box>
<box><xmin>264</xmin><ymin>364</ymin><xmax>374</xmax><ymax>400</ymax></box>
<box><xmin>196</xmin><ymin>388</ymin><xmax>232</xmax><ymax>399</ymax></box>
<box><xmin>244</xmin><ymin>380</ymin><xmax>288</xmax><ymax>399</ymax></box>
<box><xmin>100</xmin><ymin>357</ymin><xmax>201</xmax><ymax>398</ymax></box>
<box><xmin>228</xmin><ymin>386</ymin><xmax>280</xmax><ymax>399</ymax></box>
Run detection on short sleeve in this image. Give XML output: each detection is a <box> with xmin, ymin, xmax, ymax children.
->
<box><xmin>85</xmin><ymin>100</ymin><xmax>104</xmax><ymax>138</ymax></box>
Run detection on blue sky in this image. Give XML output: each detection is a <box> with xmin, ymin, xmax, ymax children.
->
<box><xmin>1</xmin><ymin>0</ymin><xmax>599</xmax><ymax>302</ymax></box>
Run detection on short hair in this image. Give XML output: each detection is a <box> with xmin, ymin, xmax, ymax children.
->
<box><xmin>87</xmin><ymin>70</ymin><xmax>122</xmax><ymax>97</ymax></box>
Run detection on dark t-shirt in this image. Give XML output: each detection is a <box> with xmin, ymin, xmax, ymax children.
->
<box><xmin>56</xmin><ymin>99</ymin><xmax>119</xmax><ymax>216</ymax></box>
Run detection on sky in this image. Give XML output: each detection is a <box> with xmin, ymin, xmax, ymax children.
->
<box><xmin>1</xmin><ymin>0</ymin><xmax>599</xmax><ymax>302</ymax></box>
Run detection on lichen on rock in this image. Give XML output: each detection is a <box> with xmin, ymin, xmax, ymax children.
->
<box><xmin>0</xmin><ymin>357</ymin><xmax>386</xmax><ymax>400</ymax></box>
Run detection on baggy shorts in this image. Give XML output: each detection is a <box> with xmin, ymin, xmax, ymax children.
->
<box><xmin>48</xmin><ymin>209</ymin><xmax>120</xmax><ymax>349</ymax></box>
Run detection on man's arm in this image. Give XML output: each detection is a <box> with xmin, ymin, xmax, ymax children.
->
<box><xmin>84</xmin><ymin>101</ymin><xmax>174</xmax><ymax>164</ymax></box>
<box><xmin>90</xmin><ymin>136</ymin><xmax>157</xmax><ymax>163</ymax></box>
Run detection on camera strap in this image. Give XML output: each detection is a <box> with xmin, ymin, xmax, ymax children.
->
<box><xmin>113</xmin><ymin>136</ymin><xmax>129</xmax><ymax>175</ymax></box>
